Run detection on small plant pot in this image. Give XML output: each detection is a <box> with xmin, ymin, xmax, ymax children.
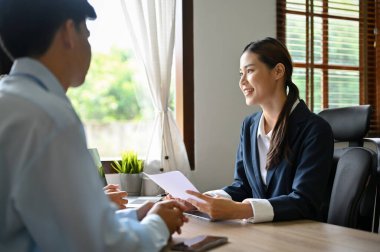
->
<box><xmin>105</xmin><ymin>174</ymin><xmax>120</xmax><ymax>186</ymax></box>
<box><xmin>120</xmin><ymin>173</ymin><xmax>142</xmax><ymax>196</ymax></box>
<box><xmin>105</xmin><ymin>173</ymin><xmax>142</xmax><ymax>196</ymax></box>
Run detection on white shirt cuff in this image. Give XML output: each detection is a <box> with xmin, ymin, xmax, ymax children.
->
<box><xmin>115</xmin><ymin>208</ymin><xmax>138</xmax><ymax>220</ymax></box>
<box><xmin>242</xmin><ymin>198</ymin><xmax>274</xmax><ymax>223</ymax></box>
<box><xmin>203</xmin><ymin>189</ymin><xmax>231</xmax><ymax>199</ymax></box>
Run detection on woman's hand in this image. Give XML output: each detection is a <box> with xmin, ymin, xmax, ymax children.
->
<box><xmin>185</xmin><ymin>190</ymin><xmax>253</xmax><ymax>220</ymax></box>
<box><xmin>103</xmin><ymin>184</ymin><xmax>128</xmax><ymax>209</ymax></box>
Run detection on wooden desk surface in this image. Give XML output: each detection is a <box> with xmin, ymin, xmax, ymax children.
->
<box><xmin>166</xmin><ymin>217</ymin><xmax>380</xmax><ymax>252</ymax></box>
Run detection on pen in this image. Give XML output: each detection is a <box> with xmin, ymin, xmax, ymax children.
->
<box><xmin>156</xmin><ymin>193</ymin><xmax>168</xmax><ymax>197</ymax></box>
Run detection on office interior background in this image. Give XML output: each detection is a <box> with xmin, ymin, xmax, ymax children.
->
<box><xmin>67</xmin><ymin>0</ymin><xmax>378</xmax><ymax>192</ymax></box>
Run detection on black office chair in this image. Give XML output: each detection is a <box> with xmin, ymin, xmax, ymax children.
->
<box><xmin>363</xmin><ymin>137</ymin><xmax>380</xmax><ymax>233</ymax></box>
<box><xmin>318</xmin><ymin>105</ymin><xmax>371</xmax><ymax>147</ymax></box>
<box><xmin>319</xmin><ymin>105</ymin><xmax>378</xmax><ymax>232</ymax></box>
<box><xmin>326</xmin><ymin>147</ymin><xmax>376</xmax><ymax>230</ymax></box>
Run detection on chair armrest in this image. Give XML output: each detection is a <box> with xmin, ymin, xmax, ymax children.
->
<box><xmin>364</xmin><ymin>138</ymin><xmax>380</xmax><ymax>233</ymax></box>
<box><xmin>364</xmin><ymin>138</ymin><xmax>380</xmax><ymax>176</ymax></box>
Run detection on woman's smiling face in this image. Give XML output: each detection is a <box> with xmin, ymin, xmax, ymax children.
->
<box><xmin>239</xmin><ymin>51</ymin><xmax>278</xmax><ymax>106</ymax></box>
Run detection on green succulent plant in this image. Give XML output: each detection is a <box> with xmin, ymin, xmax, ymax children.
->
<box><xmin>111</xmin><ymin>151</ymin><xmax>144</xmax><ymax>174</ymax></box>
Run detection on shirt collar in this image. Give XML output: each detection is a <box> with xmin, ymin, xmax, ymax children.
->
<box><xmin>257</xmin><ymin>113</ymin><xmax>272</xmax><ymax>139</ymax></box>
<box><xmin>257</xmin><ymin>99</ymin><xmax>300</xmax><ymax>139</ymax></box>
<box><xmin>9</xmin><ymin>57</ymin><xmax>68</xmax><ymax>102</ymax></box>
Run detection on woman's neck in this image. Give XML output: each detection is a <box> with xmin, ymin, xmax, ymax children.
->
<box><xmin>261</xmin><ymin>94</ymin><xmax>287</xmax><ymax>134</ymax></box>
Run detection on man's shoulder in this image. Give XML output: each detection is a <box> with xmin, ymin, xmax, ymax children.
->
<box><xmin>0</xmin><ymin>83</ymin><xmax>80</xmax><ymax>131</ymax></box>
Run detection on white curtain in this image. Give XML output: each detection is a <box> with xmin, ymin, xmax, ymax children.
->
<box><xmin>120</xmin><ymin>0</ymin><xmax>190</xmax><ymax>175</ymax></box>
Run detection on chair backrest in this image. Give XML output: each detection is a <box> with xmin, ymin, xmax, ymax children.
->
<box><xmin>318</xmin><ymin>105</ymin><xmax>371</xmax><ymax>146</ymax></box>
<box><xmin>327</xmin><ymin>148</ymin><xmax>376</xmax><ymax>230</ymax></box>
<box><xmin>318</xmin><ymin>105</ymin><xmax>378</xmax><ymax>232</ymax></box>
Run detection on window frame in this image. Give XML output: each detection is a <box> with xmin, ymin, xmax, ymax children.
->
<box><xmin>277</xmin><ymin>0</ymin><xmax>379</xmax><ymax>136</ymax></box>
<box><xmin>175</xmin><ymin>0</ymin><xmax>195</xmax><ymax>169</ymax></box>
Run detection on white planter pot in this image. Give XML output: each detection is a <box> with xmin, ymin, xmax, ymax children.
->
<box><xmin>105</xmin><ymin>173</ymin><xmax>120</xmax><ymax>185</ymax></box>
<box><xmin>140</xmin><ymin>176</ymin><xmax>164</xmax><ymax>196</ymax></box>
<box><xmin>141</xmin><ymin>160</ymin><xmax>164</xmax><ymax>196</ymax></box>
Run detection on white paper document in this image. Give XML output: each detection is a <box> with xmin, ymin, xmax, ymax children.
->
<box><xmin>143</xmin><ymin>171</ymin><xmax>202</xmax><ymax>202</ymax></box>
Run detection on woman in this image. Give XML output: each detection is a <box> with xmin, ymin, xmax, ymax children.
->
<box><xmin>185</xmin><ymin>37</ymin><xmax>334</xmax><ymax>222</ymax></box>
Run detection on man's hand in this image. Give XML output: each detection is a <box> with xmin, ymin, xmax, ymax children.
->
<box><xmin>164</xmin><ymin>194</ymin><xmax>197</xmax><ymax>211</ymax></box>
<box><xmin>136</xmin><ymin>201</ymin><xmax>155</xmax><ymax>220</ymax></box>
<box><xmin>103</xmin><ymin>184</ymin><xmax>128</xmax><ymax>209</ymax></box>
<box><xmin>148</xmin><ymin>200</ymin><xmax>188</xmax><ymax>235</ymax></box>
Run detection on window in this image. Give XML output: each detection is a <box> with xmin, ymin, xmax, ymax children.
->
<box><xmin>68</xmin><ymin>0</ymin><xmax>150</xmax><ymax>158</ymax></box>
<box><xmin>277</xmin><ymin>0</ymin><xmax>379</xmax><ymax>135</ymax></box>
<box><xmin>67</xmin><ymin>0</ymin><xmax>195</xmax><ymax>163</ymax></box>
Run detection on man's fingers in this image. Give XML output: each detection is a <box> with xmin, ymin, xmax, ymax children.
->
<box><xmin>112</xmin><ymin>196</ymin><xmax>128</xmax><ymax>205</ymax></box>
<box><xmin>176</xmin><ymin>226</ymin><xmax>182</xmax><ymax>234</ymax></box>
<box><xmin>160</xmin><ymin>200</ymin><xmax>187</xmax><ymax>212</ymax></box>
<box><xmin>120</xmin><ymin>198</ymin><xmax>129</xmax><ymax>204</ymax></box>
<box><xmin>108</xmin><ymin>191</ymin><xmax>128</xmax><ymax>198</ymax></box>
<box><xmin>118</xmin><ymin>204</ymin><xmax>127</xmax><ymax>209</ymax></box>
<box><xmin>104</xmin><ymin>184</ymin><xmax>120</xmax><ymax>190</ymax></box>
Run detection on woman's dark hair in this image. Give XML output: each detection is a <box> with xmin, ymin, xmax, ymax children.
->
<box><xmin>243</xmin><ymin>37</ymin><xmax>300</xmax><ymax>169</ymax></box>
<box><xmin>0</xmin><ymin>0</ymin><xmax>96</xmax><ymax>73</ymax></box>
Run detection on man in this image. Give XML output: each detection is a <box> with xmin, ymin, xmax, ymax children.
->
<box><xmin>0</xmin><ymin>0</ymin><xmax>187</xmax><ymax>251</ymax></box>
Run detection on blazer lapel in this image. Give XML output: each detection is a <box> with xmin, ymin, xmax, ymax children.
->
<box><xmin>249</xmin><ymin>113</ymin><xmax>267</xmax><ymax>197</ymax></box>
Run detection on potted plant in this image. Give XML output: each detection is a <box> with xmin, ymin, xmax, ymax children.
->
<box><xmin>105</xmin><ymin>151</ymin><xmax>143</xmax><ymax>196</ymax></box>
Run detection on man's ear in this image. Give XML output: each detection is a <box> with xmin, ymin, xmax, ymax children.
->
<box><xmin>273</xmin><ymin>63</ymin><xmax>285</xmax><ymax>80</ymax></box>
<box><xmin>59</xmin><ymin>19</ymin><xmax>77</xmax><ymax>49</ymax></box>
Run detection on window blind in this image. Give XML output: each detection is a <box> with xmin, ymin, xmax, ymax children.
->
<box><xmin>277</xmin><ymin>0</ymin><xmax>379</xmax><ymax>136</ymax></box>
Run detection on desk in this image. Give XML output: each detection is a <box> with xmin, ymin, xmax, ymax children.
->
<box><xmin>167</xmin><ymin>217</ymin><xmax>380</xmax><ymax>251</ymax></box>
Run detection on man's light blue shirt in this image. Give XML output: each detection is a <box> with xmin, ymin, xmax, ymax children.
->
<box><xmin>0</xmin><ymin>58</ymin><xmax>169</xmax><ymax>252</ymax></box>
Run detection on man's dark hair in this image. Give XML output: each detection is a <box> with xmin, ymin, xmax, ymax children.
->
<box><xmin>0</xmin><ymin>0</ymin><xmax>96</xmax><ymax>70</ymax></box>
<box><xmin>0</xmin><ymin>47</ymin><xmax>12</xmax><ymax>75</ymax></box>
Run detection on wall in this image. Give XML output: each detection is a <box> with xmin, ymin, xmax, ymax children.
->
<box><xmin>190</xmin><ymin>0</ymin><xmax>276</xmax><ymax>191</ymax></box>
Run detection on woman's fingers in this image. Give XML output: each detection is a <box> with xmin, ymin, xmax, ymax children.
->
<box><xmin>186</xmin><ymin>190</ymin><xmax>211</xmax><ymax>202</ymax></box>
<box><xmin>185</xmin><ymin>190</ymin><xmax>212</xmax><ymax>209</ymax></box>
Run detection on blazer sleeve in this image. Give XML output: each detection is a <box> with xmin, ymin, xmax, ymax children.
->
<box><xmin>223</xmin><ymin>118</ymin><xmax>253</xmax><ymax>202</ymax></box>
<box><xmin>268</xmin><ymin>117</ymin><xmax>334</xmax><ymax>221</ymax></box>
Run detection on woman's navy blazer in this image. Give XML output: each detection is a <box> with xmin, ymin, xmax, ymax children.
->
<box><xmin>223</xmin><ymin>100</ymin><xmax>334</xmax><ymax>221</ymax></box>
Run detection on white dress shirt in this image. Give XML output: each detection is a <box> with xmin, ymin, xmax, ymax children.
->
<box><xmin>0</xmin><ymin>58</ymin><xmax>169</xmax><ymax>252</ymax></box>
<box><xmin>206</xmin><ymin>100</ymin><xmax>300</xmax><ymax>223</ymax></box>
